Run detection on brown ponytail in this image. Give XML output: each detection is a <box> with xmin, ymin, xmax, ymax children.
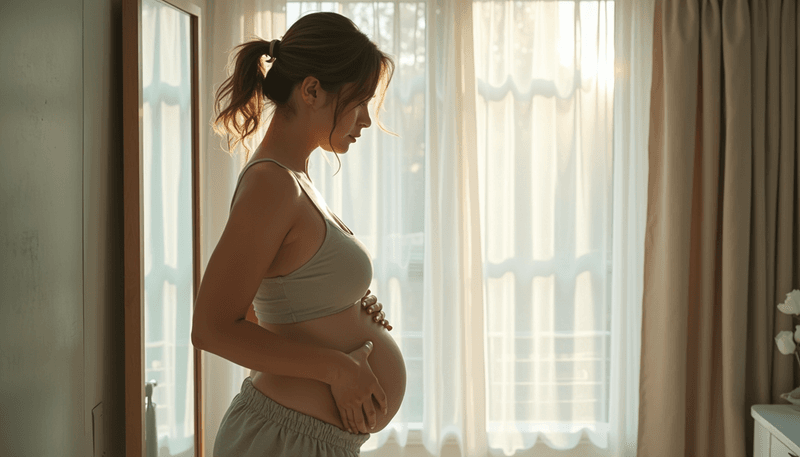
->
<box><xmin>212</xmin><ymin>12</ymin><xmax>395</xmax><ymax>160</ymax></box>
<box><xmin>212</xmin><ymin>40</ymin><xmax>273</xmax><ymax>158</ymax></box>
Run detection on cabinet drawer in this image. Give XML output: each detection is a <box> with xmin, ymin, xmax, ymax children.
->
<box><xmin>772</xmin><ymin>434</ymin><xmax>799</xmax><ymax>457</ymax></box>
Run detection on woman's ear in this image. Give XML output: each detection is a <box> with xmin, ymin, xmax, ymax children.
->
<box><xmin>300</xmin><ymin>76</ymin><xmax>326</xmax><ymax>109</ymax></box>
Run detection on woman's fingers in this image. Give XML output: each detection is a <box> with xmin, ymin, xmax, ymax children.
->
<box><xmin>361</xmin><ymin>295</ymin><xmax>378</xmax><ymax>308</ymax></box>
<box><xmin>366</xmin><ymin>303</ymin><xmax>383</xmax><ymax>317</ymax></box>
<box><xmin>338</xmin><ymin>407</ymin><xmax>349</xmax><ymax>433</ymax></box>
<box><xmin>353</xmin><ymin>405</ymin><xmax>369</xmax><ymax>434</ymax></box>
<box><xmin>344</xmin><ymin>407</ymin><xmax>355</xmax><ymax>434</ymax></box>
<box><xmin>362</xmin><ymin>400</ymin><xmax>378</xmax><ymax>431</ymax></box>
<box><xmin>372</xmin><ymin>308</ymin><xmax>391</xmax><ymax>331</ymax></box>
<box><xmin>372</xmin><ymin>311</ymin><xmax>385</xmax><ymax>325</ymax></box>
<box><xmin>375</xmin><ymin>385</ymin><xmax>389</xmax><ymax>416</ymax></box>
<box><xmin>361</xmin><ymin>295</ymin><xmax>392</xmax><ymax>330</ymax></box>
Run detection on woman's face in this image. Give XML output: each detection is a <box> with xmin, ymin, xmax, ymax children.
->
<box><xmin>319</xmin><ymin>94</ymin><xmax>373</xmax><ymax>154</ymax></box>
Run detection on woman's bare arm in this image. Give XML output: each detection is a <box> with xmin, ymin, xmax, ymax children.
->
<box><xmin>193</xmin><ymin>317</ymin><xmax>348</xmax><ymax>384</ymax></box>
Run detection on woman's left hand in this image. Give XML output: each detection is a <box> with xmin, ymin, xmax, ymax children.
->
<box><xmin>360</xmin><ymin>290</ymin><xmax>392</xmax><ymax>331</ymax></box>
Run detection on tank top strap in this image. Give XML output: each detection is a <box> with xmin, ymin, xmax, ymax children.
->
<box><xmin>228</xmin><ymin>158</ymin><xmax>355</xmax><ymax>236</ymax></box>
<box><xmin>229</xmin><ymin>158</ymin><xmax>303</xmax><ymax>212</ymax></box>
<box><xmin>228</xmin><ymin>158</ymin><xmax>340</xmax><ymax>230</ymax></box>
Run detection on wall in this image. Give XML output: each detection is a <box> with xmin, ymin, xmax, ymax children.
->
<box><xmin>0</xmin><ymin>0</ymin><xmax>125</xmax><ymax>455</ymax></box>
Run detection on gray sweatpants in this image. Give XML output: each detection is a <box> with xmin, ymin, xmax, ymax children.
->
<box><xmin>213</xmin><ymin>377</ymin><xmax>371</xmax><ymax>457</ymax></box>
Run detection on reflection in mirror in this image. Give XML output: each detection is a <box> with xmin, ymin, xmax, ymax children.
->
<box><xmin>142</xmin><ymin>0</ymin><xmax>195</xmax><ymax>455</ymax></box>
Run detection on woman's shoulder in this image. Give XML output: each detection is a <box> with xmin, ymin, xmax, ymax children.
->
<box><xmin>230</xmin><ymin>160</ymin><xmax>304</xmax><ymax>219</ymax></box>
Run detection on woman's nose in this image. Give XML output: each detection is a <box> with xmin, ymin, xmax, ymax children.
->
<box><xmin>360</xmin><ymin>108</ymin><xmax>372</xmax><ymax>128</ymax></box>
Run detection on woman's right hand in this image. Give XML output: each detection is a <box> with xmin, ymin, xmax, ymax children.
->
<box><xmin>330</xmin><ymin>341</ymin><xmax>388</xmax><ymax>434</ymax></box>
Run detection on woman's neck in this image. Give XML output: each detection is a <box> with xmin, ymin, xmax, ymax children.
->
<box><xmin>256</xmin><ymin>114</ymin><xmax>318</xmax><ymax>175</ymax></box>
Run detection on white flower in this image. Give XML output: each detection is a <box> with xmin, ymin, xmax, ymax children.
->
<box><xmin>778</xmin><ymin>289</ymin><xmax>800</xmax><ymax>315</ymax></box>
<box><xmin>776</xmin><ymin>331</ymin><xmax>797</xmax><ymax>355</ymax></box>
<box><xmin>794</xmin><ymin>325</ymin><xmax>800</xmax><ymax>344</ymax></box>
<box><xmin>788</xmin><ymin>385</ymin><xmax>800</xmax><ymax>399</ymax></box>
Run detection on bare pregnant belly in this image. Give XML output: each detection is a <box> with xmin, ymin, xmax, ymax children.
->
<box><xmin>250</xmin><ymin>303</ymin><xmax>407</xmax><ymax>433</ymax></box>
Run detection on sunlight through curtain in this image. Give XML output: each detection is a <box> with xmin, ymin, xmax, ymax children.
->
<box><xmin>473</xmin><ymin>0</ymin><xmax>615</xmax><ymax>451</ymax></box>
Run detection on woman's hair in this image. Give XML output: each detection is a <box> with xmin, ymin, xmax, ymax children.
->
<box><xmin>213</xmin><ymin>12</ymin><xmax>395</xmax><ymax>161</ymax></box>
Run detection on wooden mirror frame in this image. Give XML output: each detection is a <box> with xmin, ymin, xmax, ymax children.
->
<box><xmin>123</xmin><ymin>0</ymin><xmax>204</xmax><ymax>454</ymax></box>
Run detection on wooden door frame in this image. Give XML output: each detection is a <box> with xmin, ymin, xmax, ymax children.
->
<box><xmin>123</xmin><ymin>0</ymin><xmax>204</xmax><ymax>454</ymax></box>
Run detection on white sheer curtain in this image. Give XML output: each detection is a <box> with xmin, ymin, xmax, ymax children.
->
<box><xmin>202</xmin><ymin>0</ymin><xmax>653</xmax><ymax>455</ymax></box>
<box><xmin>474</xmin><ymin>0</ymin><xmax>614</xmax><ymax>452</ymax></box>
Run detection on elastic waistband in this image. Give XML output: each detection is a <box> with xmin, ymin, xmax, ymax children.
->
<box><xmin>238</xmin><ymin>377</ymin><xmax>371</xmax><ymax>453</ymax></box>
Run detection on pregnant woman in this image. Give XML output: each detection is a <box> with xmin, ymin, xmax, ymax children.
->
<box><xmin>191</xmin><ymin>12</ymin><xmax>407</xmax><ymax>457</ymax></box>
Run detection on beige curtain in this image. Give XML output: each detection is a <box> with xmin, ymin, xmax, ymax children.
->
<box><xmin>638</xmin><ymin>0</ymin><xmax>800</xmax><ymax>456</ymax></box>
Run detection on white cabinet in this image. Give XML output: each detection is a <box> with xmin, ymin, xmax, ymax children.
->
<box><xmin>752</xmin><ymin>405</ymin><xmax>800</xmax><ymax>457</ymax></box>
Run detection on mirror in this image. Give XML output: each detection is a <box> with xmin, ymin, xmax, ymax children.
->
<box><xmin>124</xmin><ymin>0</ymin><xmax>203</xmax><ymax>455</ymax></box>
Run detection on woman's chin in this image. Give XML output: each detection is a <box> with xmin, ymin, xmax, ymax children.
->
<box><xmin>320</xmin><ymin>144</ymin><xmax>349</xmax><ymax>154</ymax></box>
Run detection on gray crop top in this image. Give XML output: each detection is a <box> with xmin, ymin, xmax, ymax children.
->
<box><xmin>229</xmin><ymin>158</ymin><xmax>373</xmax><ymax>323</ymax></box>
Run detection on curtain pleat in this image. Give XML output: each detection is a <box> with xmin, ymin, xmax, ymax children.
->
<box><xmin>765</xmin><ymin>2</ymin><xmax>782</xmax><ymax>372</ymax></box>
<box><xmin>718</xmin><ymin>1</ymin><xmax>753</xmax><ymax>454</ymax></box>
<box><xmin>422</xmin><ymin>0</ymin><xmax>488</xmax><ymax>454</ymax></box>
<box><xmin>746</xmin><ymin>0</ymin><xmax>769</xmax><ymax>427</ymax></box>
<box><xmin>608</xmin><ymin>1</ymin><xmax>654</xmax><ymax>455</ymax></box>
<box><xmin>639</xmin><ymin>0</ymin><xmax>699</xmax><ymax>453</ymax></box>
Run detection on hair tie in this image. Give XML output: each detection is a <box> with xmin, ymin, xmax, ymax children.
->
<box><xmin>268</xmin><ymin>39</ymin><xmax>281</xmax><ymax>59</ymax></box>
